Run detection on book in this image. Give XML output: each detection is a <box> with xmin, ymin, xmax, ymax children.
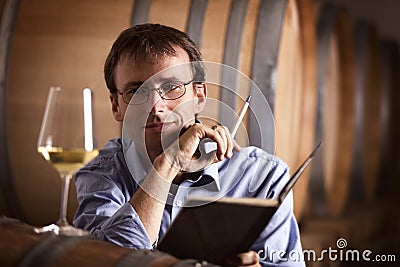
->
<box><xmin>157</xmin><ymin>142</ymin><xmax>322</xmax><ymax>265</ymax></box>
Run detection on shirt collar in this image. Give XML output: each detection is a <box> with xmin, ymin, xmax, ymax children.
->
<box><xmin>201</xmin><ymin>162</ymin><xmax>222</xmax><ymax>191</ymax></box>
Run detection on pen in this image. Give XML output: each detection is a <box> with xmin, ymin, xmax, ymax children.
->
<box><xmin>230</xmin><ymin>95</ymin><xmax>251</xmax><ymax>139</ymax></box>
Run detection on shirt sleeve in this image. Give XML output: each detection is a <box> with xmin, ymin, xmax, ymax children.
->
<box><xmin>249</xmin><ymin>156</ymin><xmax>305</xmax><ymax>267</ymax></box>
<box><xmin>73</xmin><ymin>154</ymin><xmax>153</xmax><ymax>249</ymax></box>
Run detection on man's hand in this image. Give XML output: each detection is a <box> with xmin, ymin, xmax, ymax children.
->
<box><xmin>226</xmin><ymin>251</ymin><xmax>261</xmax><ymax>267</ymax></box>
<box><xmin>164</xmin><ymin>123</ymin><xmax>239</xmax><ymax>173</ymax></box>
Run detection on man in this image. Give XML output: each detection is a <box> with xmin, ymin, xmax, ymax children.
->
<box><xmin>74</xmin><ymin>23</ymin><xmax>305</xmax><ymax>266</ymax></box>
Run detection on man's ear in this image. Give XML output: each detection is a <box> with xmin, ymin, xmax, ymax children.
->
<box><xmin>193</xmin><ymin>83</ymin><xmax>207</xmax><ymax>114</ymax></box>
<box><xmin>110</xmin><ymin>93</ymin><xmax>124</xmax><ymax>122</ymax></box>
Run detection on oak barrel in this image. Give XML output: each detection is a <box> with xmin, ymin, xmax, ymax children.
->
<box><xmin>377</xmin><ymin>39</ymin><xmax>400</xmax><ymax>194</ymax></box>
<box><xmin>0</xmin><ymin>216</ymin><xmax>217</xmax><ymax>267</ymax></box>
<box><xmin>0</xmin><ymin>0</ymin><xmax>20</xmax><ymax>219</ymax></box>
<box><xmin>309</xmin><ymin>3</ymin><xmax>356</xmax><ymax>217</ymax></box>
<box><xmin>348</xmin><ymin>20</ymin><xmax>383</xmax><ymax>205</ymax></box>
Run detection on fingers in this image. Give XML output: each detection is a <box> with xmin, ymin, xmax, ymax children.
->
<box><xmin>205</xmin><ymin>124</ymin><xmax>234</xmax><ymax>161</ymax></box>
<box><xmin>223</xmin><ymin>125</ymin><xmax>234</xmax><ymax>157</ymax></box>
<box><xmin>226</xmin><ymin>251</ymin><xmax>260</xmax><ymax>267</ymax></box>
<box><xmin>177</xmin><ymin>122</ymin><xmax>237</xmax><ymax>166</ymax></box>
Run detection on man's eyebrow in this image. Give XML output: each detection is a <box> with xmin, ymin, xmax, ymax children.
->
<box><xmin>121</xmin><ymin>76</ymin><xmax>190</xmax><ymax>90</ymax></box>
<box><xmin>157</xmin><ymin>76</ymin><xmax>190</xmax><ymax>83</ymax></box>
<box><xmin>122</xmin><ymin>81</ymin><xmax>143</xmax><ymax>89</ymax></box>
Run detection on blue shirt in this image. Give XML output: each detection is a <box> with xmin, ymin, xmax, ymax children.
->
<box><xmin>73</xmin><ymin>138</ymin><xmax>305</xmax><ymax>266</ymax></box>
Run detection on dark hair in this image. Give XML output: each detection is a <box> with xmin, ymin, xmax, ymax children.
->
<box><xmin>104</xmin><ymin>23</ymin><xmax>205</xmax><ymax>93</ymax></box>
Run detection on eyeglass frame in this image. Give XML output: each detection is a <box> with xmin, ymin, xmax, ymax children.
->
<box><xmin>116</xmin><ymin>80</ymin><xmax>198</xmax><ymax>105</ymax></box>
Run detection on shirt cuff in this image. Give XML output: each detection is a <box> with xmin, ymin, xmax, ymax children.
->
<box><xmin>91</xmin><ymin>202</ymin><xmax>153</xmax><ymax>249</ymax></box>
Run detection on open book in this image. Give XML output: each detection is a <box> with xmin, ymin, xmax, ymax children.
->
<box><xmin>157</xmin><ymin>142</ymin><xmax>322</xmax><ymax>265</ymax></box>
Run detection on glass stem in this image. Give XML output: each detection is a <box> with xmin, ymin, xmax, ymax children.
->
<box><xmin>57</xmin><ymin>173</ymin><xmax>72</xmax><ymax>226</ymax></box>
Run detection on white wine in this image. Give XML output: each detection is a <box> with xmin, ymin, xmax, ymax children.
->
<box><xmin>38</xmin><ymin>146</ymin><xmax>99</xmax><ymax>175</ymax></box>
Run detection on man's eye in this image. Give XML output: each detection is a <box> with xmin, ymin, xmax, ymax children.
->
<box><xmin>162</xmin><ymin>83</ymin><xmax>181</xmax><ymax>92</ymax></box>
<box><xmin>126</xmin><ymin>88</ymin><xmax>137</xmax><ymax>95</ymax></box>
<box><xmin>126</xmin><ymin>88</ymin><xmax>146</xmax><ymax>95</ymax></box>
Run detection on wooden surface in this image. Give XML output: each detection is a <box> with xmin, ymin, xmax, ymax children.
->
<box><xmin>0</xmin><ymin>217</ymin><xmax>195</xmax><ymax>267</ymax></box>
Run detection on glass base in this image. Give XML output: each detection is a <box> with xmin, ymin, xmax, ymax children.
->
<box><xmin>34</xmin><ymin>223</ymin><xmax>89</xmax><ymax>236</ymax></box>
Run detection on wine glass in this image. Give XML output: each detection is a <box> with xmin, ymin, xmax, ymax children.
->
<box><xmin>35</xmin><ymin>86</ymin><xmax>98</xmax><ymax>236</ymax></box>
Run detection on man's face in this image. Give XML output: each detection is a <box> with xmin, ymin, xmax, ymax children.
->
<box><xmin>112</xmin><ymin>46</ymin><xmax>206</xmax><ymax>158</ymax></box>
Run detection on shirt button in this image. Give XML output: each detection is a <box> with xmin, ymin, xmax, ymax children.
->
<box><xmin>176</xmin><ymin>200</ymin><xmax>183</xmax><ymax>207</ymax></box>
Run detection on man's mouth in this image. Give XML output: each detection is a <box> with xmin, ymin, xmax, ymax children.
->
<box><xmin>145</xmin><ymin>122</ymin><xmax>175</xmax><ymax>133</ymax></box>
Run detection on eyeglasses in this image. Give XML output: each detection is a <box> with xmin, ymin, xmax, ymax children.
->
<box><xmin>118</xmin><ymin>80</ymin><xmax>193</xmax><ymax>105</ymax></box>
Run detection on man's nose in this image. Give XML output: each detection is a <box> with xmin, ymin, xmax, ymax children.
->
<box><xmin>147</xmin><ymin>89</ymin><xmax>165</xmax><ymax>114</ymax></box>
